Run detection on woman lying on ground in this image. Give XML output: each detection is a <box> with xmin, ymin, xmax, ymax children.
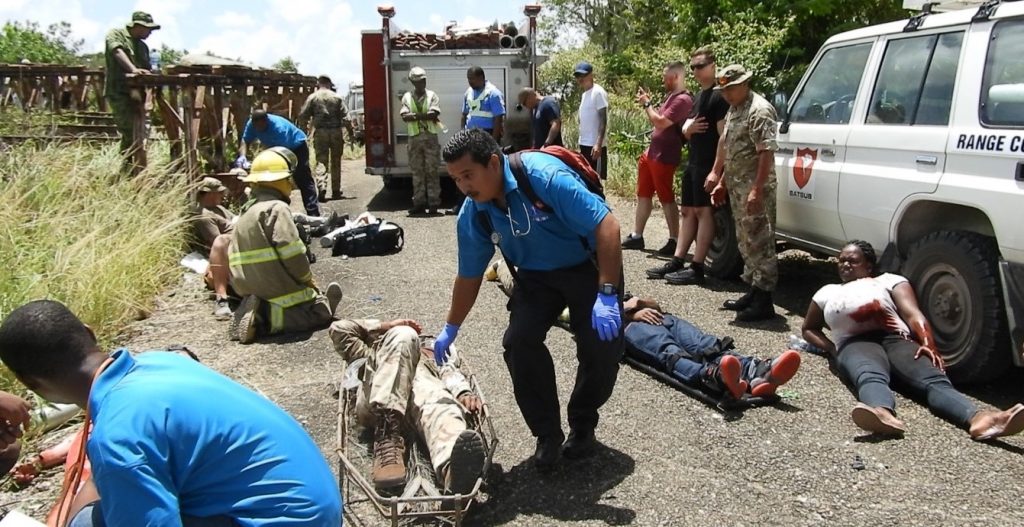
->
<box><xmin>801</xmin><ymin>240</ymin><xmax>1024</xmax><ymax>439</ymax></box>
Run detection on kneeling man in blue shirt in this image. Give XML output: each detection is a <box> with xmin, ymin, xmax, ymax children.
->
<box><xmin>431</xmin><ymin>128</ymin><xmax>625</xmax><ymax>472</ymax></box>
<box><xmin>0</xmin><ymin>300</ymin><xmax>342</xmax><ymax>527</ymax></box>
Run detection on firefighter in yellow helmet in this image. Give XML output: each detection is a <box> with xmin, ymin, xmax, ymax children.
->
<box><xmin>228</xmin><ymin>147</ymin><xmax>343</xmax><ymax>344</ymax></box>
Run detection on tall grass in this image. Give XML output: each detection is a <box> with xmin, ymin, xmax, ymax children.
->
<box><xmin>0</xmin><ymin>140</ymin><xmax>192</xmax><ymax>394</ymax></box>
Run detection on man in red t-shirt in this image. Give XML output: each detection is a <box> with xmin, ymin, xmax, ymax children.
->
<box><xmin>622</xmin><ymin>62</ymin><xmax>694</xmax><ymax>256</ymax></box>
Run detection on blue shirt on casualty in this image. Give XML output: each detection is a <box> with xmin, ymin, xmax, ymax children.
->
<box><xmin>456</xmin><ymin>152</ymin><xmax>610</xmax><ymax>277</ymax></box>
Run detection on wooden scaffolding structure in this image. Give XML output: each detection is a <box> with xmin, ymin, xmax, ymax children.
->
<box><xmin>1</xmin><ymin>63</ymin><xmax>319</xmax><ymax>175</ymax></box>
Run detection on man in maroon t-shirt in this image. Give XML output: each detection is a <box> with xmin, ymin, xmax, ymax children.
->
<box><xmin>647</xmin><ymin>46</ymin><xmax>731</xmax><ymax>285</ymax></box>
<box><xmin>622</xmin><ymin>62</ymin><xmax>694</xmax><ymax>256</ymax></box>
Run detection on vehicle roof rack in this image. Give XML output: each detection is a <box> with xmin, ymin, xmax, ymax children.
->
<box><xmin>971</xmin><ymin>0</ymin><xmax>1024</xmax><ymax>21</ymax></box>
<box><xmin>905</xmin><ymin>2</ymin><xmax>938</xmax><ymax>31</ymax></box>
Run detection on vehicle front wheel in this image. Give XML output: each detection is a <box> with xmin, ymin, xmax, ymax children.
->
<box><xmin>902</xmin><ymin>230</ymin><xmax>1009</xmax><ymax>383</ymax></box>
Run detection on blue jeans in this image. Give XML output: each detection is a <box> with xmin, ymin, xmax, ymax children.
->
<box><xmin>624</xmin><ymin>315</ymin><xmax>756</xmax><ymax>383</ymax></box>
<box><xmin>837</xmin><ymin>332</ymin><xmax>977</xmax><ymax>427</ymax></box>
<box><xmin>70</xmin><ymin>502</ymin><xmax>237</xmax><ymax>527</ymax></box>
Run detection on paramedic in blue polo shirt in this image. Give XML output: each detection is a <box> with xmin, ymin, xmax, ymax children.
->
<box><xmin>431</xmin><ymin>128</ymin><xmax>625</xmax><ymax>472</ymax></box>
<box><xmin>237</xmin><ymin>109</ymin><xmax>321</xmax><ymax>216</ymax></box>
<box><xmin>461</xmin><ymin>66</ymin><xmax>506</xmax><ymax>142</ymax></box>
<box><xmin>0</xmin><ymin>300</ymin><xmax>342</xmax><ymax>527</ymax></box>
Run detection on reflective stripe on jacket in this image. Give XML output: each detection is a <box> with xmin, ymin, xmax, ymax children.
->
<box><xmin>229</xmin><ymin>188</ymin><xmax>317</xmax><ymax>332</ymax></box>
<box><xmin>403</xmin><ymin>90</ymin><xmax>440</xmax><ymax>136</ymax></box>
<box><xmin>465</xmin><ymin>83</ymin><xmax>496</xmax><ymax>119</ymax></box>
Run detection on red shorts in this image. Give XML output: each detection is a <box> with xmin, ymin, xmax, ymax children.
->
<box><xmin>636</xmin><ymin>152</ymin><xmax>676</xmax><ymax>202</ymax></box>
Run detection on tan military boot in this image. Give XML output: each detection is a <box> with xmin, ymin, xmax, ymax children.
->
<box><xmin>371</xmin><ymin>409</ymin><xmax>406</xmax><ymax>490</ymax></box>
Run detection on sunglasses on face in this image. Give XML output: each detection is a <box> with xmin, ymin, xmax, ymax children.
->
<box><xmin>690</xmin><ymin>62</ymin><xmax>709</xmax><ymax>71</ymax></box>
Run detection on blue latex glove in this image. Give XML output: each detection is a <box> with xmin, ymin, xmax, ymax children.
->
<box><xmin>591</xmin><ymin>292</ymin><xmax>621</xmax><ymax>342</ymax></box>
<box><xmin>434</xmin><ymin>323</ymin><xmax>460</xmax><ymax>365</ymax></box>
<box><xmin>234</xmin><ymin>154</ymin><xmax>248</xmax><ymax>169</ymax></box>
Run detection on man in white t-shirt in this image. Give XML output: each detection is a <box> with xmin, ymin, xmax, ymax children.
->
<box><xmin>574</xmin><ymin>62</ymin><xmax>609</xmax><ymax>179</ymax></box>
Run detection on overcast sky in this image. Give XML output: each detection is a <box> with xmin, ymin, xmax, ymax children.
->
<box><xmin>0</xmin><ymin>0</ymin><xmax>532</xmax><ymax>89</ymax></box>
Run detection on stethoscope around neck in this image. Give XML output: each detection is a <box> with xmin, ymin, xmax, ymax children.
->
<box><xmin>490</xmin><ymin>189</ymin><xmax>533</xmax><ymax>245</ymax></box>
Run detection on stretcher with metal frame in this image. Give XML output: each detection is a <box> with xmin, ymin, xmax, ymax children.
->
<box><xmin>336</xmin><ymin>366</ymin><xmax>498</xmax><ymax>527</ymax></box>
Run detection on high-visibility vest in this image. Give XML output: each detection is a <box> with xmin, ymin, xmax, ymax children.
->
<box><xmin>404</xmin><ymin>90</ymin><xmax>439</xmax><ymax>136</ymax></box>
<box><xmin>465</xmin><ymin>82</ymin><xmax>496</xmax><ymax>119</ymax></box>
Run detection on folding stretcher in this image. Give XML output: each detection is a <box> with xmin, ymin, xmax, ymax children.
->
<box><xmin>336</xmin><ymin>362</ymin><xmax>498</xmax><ymax>527</ymax></box>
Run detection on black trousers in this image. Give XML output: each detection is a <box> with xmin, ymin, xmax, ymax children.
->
<box><xmin>579</xmin><ymin>145</ymin><xmax>609</xmax><ymax>180</ymax></box>
<box><xmin>292</xmin><ymin>143</ymin><xmax>320</xmax><ymax>216</ymax></box>
<box><xmin>501</xmin><ymin>261</ymin><xmax>624</xmax><ymax>438</ymax></box>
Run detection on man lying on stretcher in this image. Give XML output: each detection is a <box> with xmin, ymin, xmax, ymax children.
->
<box><xmin>485</xmin><ymin>260</ymin><xmax>800</xmax><ymax>399</ymax></box>
<box><xmin>622</xmin><ymin>296</ymin><xmax>801</xmax><ymax>399</ymax></box>
<box><xmin>329</xmin><ymin>319</ymin><xmax>487</xmax><ymax>495</ymax></box>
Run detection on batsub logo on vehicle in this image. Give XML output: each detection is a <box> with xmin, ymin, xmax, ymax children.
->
<box><xmin>790</xmin><ymin>147</ymin><xmax>817</xmax><ymax>200</ymax></box>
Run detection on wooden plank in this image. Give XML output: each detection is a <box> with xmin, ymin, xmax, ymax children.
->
<box><xmin>212</xmin><ymin>85</ymin><xmax>226</xmax><ymax>171</ymax></box>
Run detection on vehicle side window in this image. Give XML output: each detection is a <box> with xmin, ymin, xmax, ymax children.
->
<box><xmin>982</xmin><ymin>20</ymin><xmax>1024</xmax><ymax>127</ymax></box>
<box><xmin>916</xmin><ymin>33</ymin><xmax>963</xmax><ymax>126</ymax></box>
<box><xmin>790</xmin><ymin>43</ymin><xmax>872</xmax><ymax>125</ymax></box>
<box><xmin>867</xmin><ymin>32</ymin><xmax>963</xmax><ymax>126</ymax></box>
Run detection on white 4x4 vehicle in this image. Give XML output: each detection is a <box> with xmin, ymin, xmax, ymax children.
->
<box><xmin>712</xmin><ymin>0</ymin><xmax>1024</xmax><ymax>382</ymax></box>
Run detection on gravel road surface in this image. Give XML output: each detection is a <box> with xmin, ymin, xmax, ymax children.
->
<box><xmin>9</xmin><ymin>159</ymin><xmax>1022</xmax><ymax>526</ymax></box>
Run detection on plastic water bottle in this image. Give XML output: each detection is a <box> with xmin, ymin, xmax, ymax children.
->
<box><xmin>789</xmin><ymin>334</ymin><xmax>826</xmax><ymax>355</ymax></box>
<box><xmin>149</xmin><ymin>55</ymin><xmax>160</xmax><ymax>73</ymax></box>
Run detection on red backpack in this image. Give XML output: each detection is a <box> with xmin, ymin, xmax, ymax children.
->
<box><xmin>506</xmin><ymin>146</ymin><xmax>605</xmax><ymax>211</ymax></box>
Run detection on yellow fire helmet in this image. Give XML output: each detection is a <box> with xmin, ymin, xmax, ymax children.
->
<box><xmin>242</xmin><ymin>147</ymin><xmax>297</xmax><ymax>182</ymax></box>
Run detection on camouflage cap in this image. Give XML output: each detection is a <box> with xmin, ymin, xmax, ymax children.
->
<box><xmin>409</xmin><ymin>67</ymin><xmax>427</xmax><ymax>82</ymax></box>
<box><xmin>197</xmin><ymin>177</ymin><xmax>227</xmax><ymax>194</ymax></box>
<box><xmin>129</xmin><ymin>11</ymin><xmax>161</xmax><ymax>30</ymax></box>
<box><xmin>714</xmin><ymin>64</ymin><xmax>752</xmax><ymax>90</ymax></box>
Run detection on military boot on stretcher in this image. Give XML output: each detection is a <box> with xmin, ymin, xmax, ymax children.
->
<box><xmin>371</xmin><ymin>409</ymin><xmax>407</xmax><ymax>489</ymax></box>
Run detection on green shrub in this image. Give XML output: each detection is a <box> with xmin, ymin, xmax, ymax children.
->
<box><xmin>0</xmin><ymin>141</ymin><xmax>191</xmax><ymax>393</ymax></box>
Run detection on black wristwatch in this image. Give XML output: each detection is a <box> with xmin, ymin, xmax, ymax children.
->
<box><xmin>599</xmin><ymin>283</ymin><xmax>618</xmax><ymax>296</ymax></box>
<box><xmin>642</xmin><ymin>101</ymin><xmax>652</xmax><ymax>109</ymax></box>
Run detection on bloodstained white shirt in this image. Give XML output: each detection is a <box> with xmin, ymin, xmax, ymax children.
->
<box><xmin>812</xmin><ymin>273</ymin><xmax>912</xmax><ymax>349</ymax></box>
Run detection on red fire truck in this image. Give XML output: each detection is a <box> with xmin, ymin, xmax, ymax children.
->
<box><xmin>360</xmin><ymin>4</ymin><xmax>544</xmax><ymax>189</ymax></box>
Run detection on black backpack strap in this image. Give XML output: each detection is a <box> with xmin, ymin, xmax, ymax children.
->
<box><xmin>509</xmin><ymin>151</ymin><xmax>596</xmax><ymax>255</ymax></box>
<box><xmin>476</xmin><ymin>209</ymin><xmax>521</xmax><ymax>285</ymax></box>
<box><xmin>508</xmin><ymin>152</ymin><xmax>551</xmax><ymax>212</ymax></box>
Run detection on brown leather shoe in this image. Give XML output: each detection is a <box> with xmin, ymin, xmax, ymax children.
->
<box><xmin>850</xmin><ymin>403</ymin><xmax>906</xmax><ymax>436</ymax></box>
<box><xmin>970</xmin><ymin>403</ymin><xmax>1024</xmax><ymax>441</ymax></box>
<box><xmin>371</xmin><ymin>409</ymin><xmax>407</xmax><ymax>489</ymax></box>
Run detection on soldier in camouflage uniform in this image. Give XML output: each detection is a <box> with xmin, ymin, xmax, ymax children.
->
<box><xmin>400</xmin><ymin>67</ymin><xmax>443</xmax><ymax>214</ymax></box>
<box><xmin>329</xmin><ymin>318</ymin><xmax>487</xmax><ymax>495</ymax></box>
<box><xmin>707</xmin><ymin>64</ymin><xmax>779</xmax><ymax>322</ymax></box>
<box><xmin>103</xmin><ymin>11</ymin><xmax>158</xmax><ymax>173</ymax></box>
<box><xmin>298</xmin><ymin>76</ymin><xmax>354</xmax><ymax>201</ymax></box>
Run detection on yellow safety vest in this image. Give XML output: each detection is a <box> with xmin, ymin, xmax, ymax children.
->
<box><xmin>465</xmin><ymin>83</ymin><xmax>496</xmax><ymax>119</ymax></box>
<box><xmin>404</xmin><ymin>91</ymin><xmax>439</xmax><ymax>136</ymax></box>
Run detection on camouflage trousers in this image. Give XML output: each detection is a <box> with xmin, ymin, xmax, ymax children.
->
<box><xmin>313</xmin><ymin>128</ymin><xmax>344</xmax><ymax>195</ymax></box>
<box><xmin>726</xmin><ymin>177</ymin><xmax>778</xmax><ymax>291</ymax></box>
<box><xmin>106</xmin><ymin>94</ymin><xmax>143</xmax><ymax>171</ymax></box>
<box><xmin>408</xmin><ymin>133</ymin><xmax>441</xmax><ymax>208</ymax></box>
<box><xmin>341</xmin><ymin>325</ymin><xmax>469</xmax><ymax>476</ymax></box>
<box><xmin>409</xmin><ymin>359</ymin><xmax>472</xmax><ymax>476</ymax></box>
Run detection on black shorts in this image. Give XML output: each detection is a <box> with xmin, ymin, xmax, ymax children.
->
<box><xmin>680</xmin><ymin>165</ymin><xmax>712</xmax><ymax>207</ymax></box>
